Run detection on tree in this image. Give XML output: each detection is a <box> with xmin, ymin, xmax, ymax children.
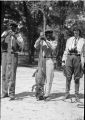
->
<box><xmin>1</xmin><ymin>1</ymin><xmax>85</xmax><ymax>66</ymax></box>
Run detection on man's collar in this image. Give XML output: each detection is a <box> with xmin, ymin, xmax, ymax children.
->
<box><xmin>74</xmin><ymin>36</ymin><xmax>80</xmax><ymax>40</ymax></box>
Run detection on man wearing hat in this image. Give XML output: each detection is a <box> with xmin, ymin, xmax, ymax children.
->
<box><xmin>1</xmin><ymin>22</ymin><xmax>23</xmax><ymax>100</ymax></box>
<box><xmin>62</xmin><ymin>26</ymin><xmax>85</xmax><ymax>102</ymax></box>
<box><xmin>34</xmin><ymin>26</ymin><xmax>57</xmax><ymax>100</ymax></box>
<box><xmin>1</xmin><ymin>28</ymin><xmax>10</xmax><ymax>99</ymax></box>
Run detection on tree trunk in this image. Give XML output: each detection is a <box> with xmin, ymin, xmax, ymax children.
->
<box><xmin>23</xmin><ymin>1</ymin><xmax>32</xmax><ymax>63</ymax></box>
<box><xmin>1</xmin><ymin>2</ymin><xmax>5</xmax><ymax>33</ymax></box>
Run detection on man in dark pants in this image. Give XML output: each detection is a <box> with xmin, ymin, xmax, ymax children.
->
<box><xmin>62</xmin><ymin>26</ymin><xmax>84</xmax><ymax>102</ymax></box>
<box><xmin>1</xmin><ymin>22</ymin><xmax>23</xmax><ymax>100</ymax></box>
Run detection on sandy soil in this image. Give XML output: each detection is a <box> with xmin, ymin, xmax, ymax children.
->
<box><xmin>1</xmin><ymin>67</ymin><xmax>84</xmax><ymax>120</ymax></box>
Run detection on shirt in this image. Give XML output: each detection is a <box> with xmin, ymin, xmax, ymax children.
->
<box><xmin>62</xmin><ymin>36</ymin><xmax>85</xmax><ymax>62</ymax></box>
<box><xmin>34</xmin><ymin>37</ymin><xmax>57</xmax><ymax>58</ymax></box>
<box><xmin>1</xmin><ymin>30</ymin><xmax>12</xmax><ymax>52</ymax></box>
<box><xmin>1</xmin><ymin>31</ymin><xmax>7</xmax><ymax>37</ymax></box>
<box><xmin>17</xmin><ymin>33</ymin><xmax>23</xmax><ymax>43</ymax></box>
<box><xmin>34</xmin><ymin>37</ymin><xmax>57</xmax><ymax>74</ymax></box>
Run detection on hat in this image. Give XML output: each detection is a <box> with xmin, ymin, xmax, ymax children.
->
<box><xmin>10</xmin><ymin>23</ymin><xmax>18</xmax><ymax>28</ymax></box>
<box><xmin>45</xmin><ymin>25</ymin><xmax>53</xmax><ymax>34</ymax></box>
<box><xmin>73</xmin><ymin>26</ymin><xmax>81</xmax><ymax>32</ymax></box>
<box><xmin>9</xmin><ymin>20</ymin><xmax>18</xmax><ymax>27</ymax></box>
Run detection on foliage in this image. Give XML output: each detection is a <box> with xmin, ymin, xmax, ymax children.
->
<box><xmin>1</xmin><ymin>1</ymin><xmax>85</xmax><ymax>65</ymax></box>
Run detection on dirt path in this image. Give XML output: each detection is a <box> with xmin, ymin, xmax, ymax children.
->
<box><xmin>1</xmin><ymin>67</ymin><xmax>84</xmax><ymax>120</ymax></box>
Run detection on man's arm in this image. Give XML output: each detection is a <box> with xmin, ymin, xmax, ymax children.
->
<box><xmin>62</xmin><ymin>38</ymin><xmax>69</xmax><ymax>65</ymax></box>
<box><xmin>1</xmin><ymin>31</ymin><xmax>8</xmax><ymax>42</ymax></box>
<box><xmin>81</xmin><ymin>39</ymin><xmax>85</xmax><ymax>69</ymax></box>
<box><xmin>45</xmin><ymin>40</ymin><xmax>57</xmax><ymax>50</ymax></box>
<box><xmin>1</xmin><ymin>31</ymin><xmax>9</xmax><ymax>52</ymax></box>
<box><xmin>16</xmin><ymin>33</ymin><xmax>24</xmax><ymax>51</ymax></box>
<box><xmin>34</xmin><ymin>37</ymin><xmax>41</xmax><ymax>49</ymax></box>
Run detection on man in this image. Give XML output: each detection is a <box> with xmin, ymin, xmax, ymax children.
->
<box><xmin>34</xmin><ymin>27</ymin><xmax>57</xmax><ymax>100</ymax></box>
<box><xmin>62</xmin><ymin>26</ymin><xmax>84</xmax><ymax>102</ymax></box>
<box><xmin>1</xmin><ymin>22</ymin><xmax>23</xmax><ymax>100</ymax></box>
<box><xmin>1</xmin><ymin>29</ymin><xmax>9</xmax><ymax>98</ymax></box>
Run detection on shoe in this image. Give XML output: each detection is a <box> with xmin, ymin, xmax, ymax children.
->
<box><xmin>1</xmin><ymin>93</ymin><xmax>9</xmax><ymax>99</ymax></box>
<box><xmin>44</xmin><ymin>96</ymin><xmax>50</xmax><ymax>101</ymax></box>
<box><xmin>9</xmin><ymin>96</ymin><xmax>15</xmax><ymax>100</ymax></box>
<box><xmin>75</xmin><ymin>94</ymin><xmax>80</xmax><ymax>102</ymax></box>
<box><xmin>63</xmin><ymin>93</ymin><xmax>70</xmax><ymax>100</ymax></box>
<box><xmin>38</xmin><ymin>96</ymin><xmax>44</xmax><ymax>100</ymax></box>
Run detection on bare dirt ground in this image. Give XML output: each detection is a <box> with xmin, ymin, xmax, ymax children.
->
<box><xmin>1</xmin><ymin>66</ymin><xmax>84</xmax><ymax>120</ymax></box>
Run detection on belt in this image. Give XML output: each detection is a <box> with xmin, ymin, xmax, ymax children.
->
<box><xmin>7</xmin><ymin>51</ymin><xmax>18</xmax><ymax>54</ymax></box>
<box><xmin>44</xmin><ymin>56</ymin><xmax>53</xmax><ymax>58</ymax></box>
<box><xmin>45</xmin><ymin>57</ymin><xmax>53</xmax><ymax>59</ymax></box>
<box><xmin>2</xmin><ymin>50</ymin><xmax>7</xmax><ymax>52</ymax></box>
<box><xmin>11</xmin><ymin>52</ymin><xmax>18</xmax><ymax>54</ymax></box>
<box><xmin>68</xmin><ymin>53</ymin><xmax>80</xmax><ymax>56</ymax></box>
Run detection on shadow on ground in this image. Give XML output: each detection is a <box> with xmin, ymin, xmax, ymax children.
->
<box><xmin>13</xmin><ymin>91</ymin><xmax>84</xmax><ymax>102</ymax></box>
<box><xmin>49</xmin><ymin>92</ymin><xmax>84</xmax><ymax>101</ymax></box>
<box><xmin>15</xmin><ymin>92</ymin><xmax>66</xmax><ymax>101</ymax></box>
<box><xmin>15</xmin><ymin>91</ymin><xmax>35</xmax><ymax>100</ymax></box>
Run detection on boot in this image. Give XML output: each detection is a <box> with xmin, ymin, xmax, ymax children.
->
<box><xmin>9</xmin><ymin>95</ymin><xmax>15</xmax><ymax>100</ymax></box>
<box><xmin>63</xmin><ymin>78</ymin><xmax>71</xmax><ymax>100</ymax></box>
<box><xmin>75</xmin><ymin>93</ymin><xmax>80</xmax><ymax>102</ymax></box>
<box><xmin>63</xmin><ymin>92</ymin><xmax>70</xmax><ymax>100</ymax></box>
<box><xmin>75</xmin><ymin>79</ymin><xmax>80</xmax><ymax>102</ymax></box>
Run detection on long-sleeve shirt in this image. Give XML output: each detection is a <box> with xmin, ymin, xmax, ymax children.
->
<box><xmin>1</xmin><ymin>30</ymin><xmax>24</xmax><ymax>53</ymax></box>
<box><xmin>62</xmin><ymin>36</ymin><xmax>85</xmax><ymax>64</ymax></box>
<box><xmin>1</xmin><ymin>30</ymin><xmax>12</xmax><ymax>52</ymax></box>
<box><xmin>34</xmin><ymin>37</ymin><xmax>57</xmax><ymax>73</ymax></box>
<box><xmin>34</xmin><ymin>37</ymin><xmax>57</xmax><ymax>58</ymax></box>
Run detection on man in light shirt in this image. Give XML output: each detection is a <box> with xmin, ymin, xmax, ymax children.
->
<box><xmin>62</xmin><ymin>26</ymin><xmax>84</xmax><ymax>102</ymax></box>
<box><xmin>1</xmin><ymin>23</ymin><xmax>24</xmax><ymax>100</ymax></box>
<box><xmin>34</xmin><ymin>27</ymin><xmax>57</xmax><ymax>100</ymax></box>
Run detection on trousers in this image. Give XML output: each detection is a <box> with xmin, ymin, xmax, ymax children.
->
<box><xmin>7</xmin><ymin>52</ymin><xmax>18</xmax><ymax>96</ymax></box>
<box><xmin>44</xmin><ymin>58</ymin><xmax>54</xmax><ymax>97</ymax></box>
<box><xmin>65</xmin><ymin>54</ymin><xmax>82</xmax><ymax>94</ymax></box>
<box><xmin>2</xmin><ymin>52</ymin><xmax>8</xmax><ymax>95</ymax></box>
<box><xmin>3</xmin><ymin>52</ymin><xmax>18</xmax><ymax>97</ymax></box>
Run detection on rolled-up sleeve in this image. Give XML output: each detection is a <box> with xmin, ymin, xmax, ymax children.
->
<box><xmin>81</xmin><ymin>39</ymin><xmax>85</xmax><ymax>67</ymax></box>
<box><xmin>34</xmin><ymin>37</ymin><xmax>41</xmax><ymax>49</ymax></box>
<box><xmin>62</xmin><ymin>38</ymin><xmax>69</xmax><ymax>62</ymax></box>
<box><xmin>1</xmin><ymin>31</ymin><xmax>7</xmax><ymax>37</ymax></box>
<box><xmin>51</xmin><ymin>41</ymin><xmax>57</xmax><ymax>50</ymax></box>
<box><xmin>46</xmin><ymin>40</ymin><xmax>57</xmax><ymax>50</ymax></box>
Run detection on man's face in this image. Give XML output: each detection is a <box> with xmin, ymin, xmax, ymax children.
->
<box><xmin>46</xmin><ymin>32</ymin><xmax>53</xmax><ymax>40</ymax></box>
<box><xmin>74</xmin><ymin>30</ymin><xmax>79</xmax><ymax>38</ymax></box>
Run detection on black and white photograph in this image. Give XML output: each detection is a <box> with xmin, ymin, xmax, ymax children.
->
<box><xmin>1</xmin><ymin>0</ymin><xmax>85</xmax><ymax>120</ymax></box>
